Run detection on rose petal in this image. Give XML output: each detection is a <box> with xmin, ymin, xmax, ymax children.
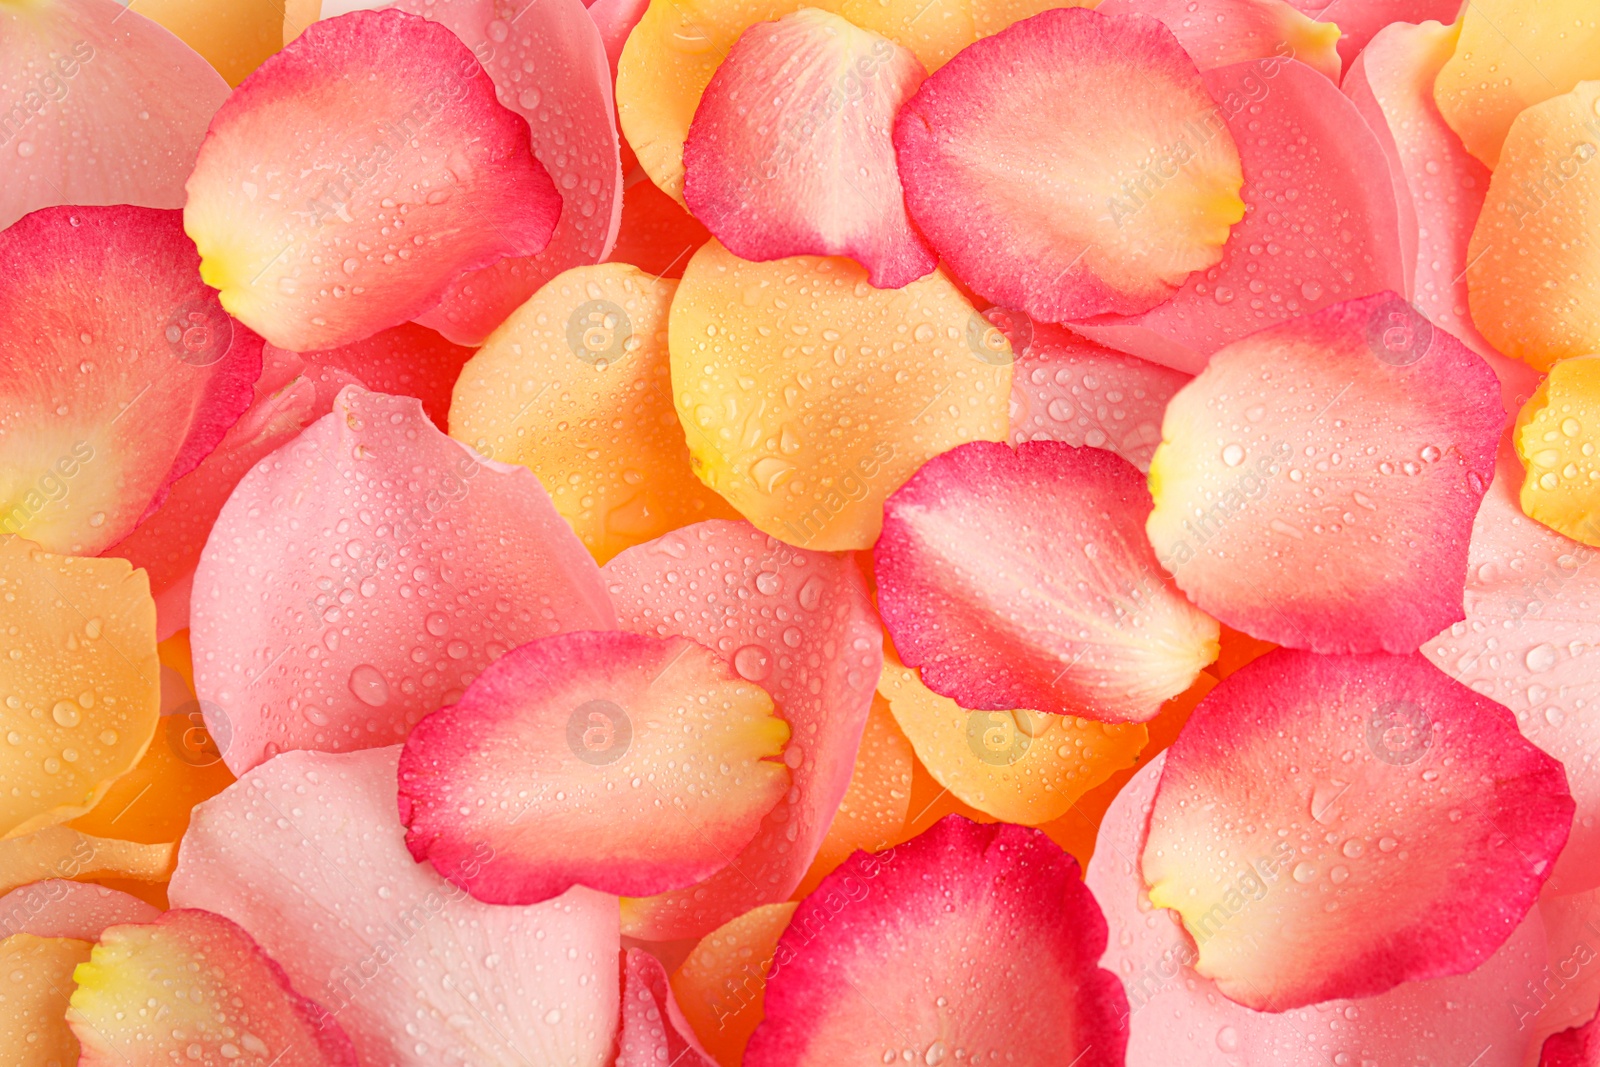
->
<box><xmin>619</xmin><ymin>949</ymin><xmax>717</xmax><ymax>1067</ymax></box>
<box><xmin>1007</xmin><ymin>318</ymin><xmax>1191</xmax><ymax>472</ymax></box>
<box><xmin>191</xmin><ymin>387</ymin><xmax>616</xmax><ymax>774</ymax></box>
<box><xmin>1</xmin><ymin>934</ymin><xmax>92</xmax><ymax>1067</ymax></box>
<box><xmin>286</xmin><ymin>322</ymin><xmax>473</xmax><ymax>432</ymax></box>
<box><xmin>70</xmin><ymin>909</ymin><xmax>358</xmax><ymax>1067</ymax></box>
<box><xmin>607</xmin><ymin>171</ymin><xmax>711</xmax><ymax>279</ymax></box>
<box><xmin>0</xmin><ymin>829</ymin><xmax>175</xmax><ymax>898</ymax></box>
<box><xmin>0</xmin><ymin>205</ymin><xmax>262</xmax><ymax>556</ymax></box>
<box><xmin>1071</xmin><ymin>59</ymin><xmax>1407</xmax><ymax>373</ymax></box>
<box><xmin>877</xmin><ymin>440</ymin><xmax>1219</xmax><ymax>721</ymax></box>
<box><xmin>0</xmin><ymin>0</ymin><xmax>229</xmax><ymax>230</ymax></box>
<box><xmin>0</xmin><ymin>881</ymin><xmax>158</xmax><ymax>942</ymax></box>
<box><xmin>1143</xmin><ymin>648</ymin><xmax>1572</xmax><ymax>1010</ymax></box>
<box><xmin>1284</xmin><ymin>0</ymin><xmax>1460</xmax><ymax>68</ymax></box>
<box><xmin>601</xmin><ymin>519</ymin><xmax>882</xmax><ymax>940</ymax></box>
<box><xmin>1545</xmin><ymin>1016</ymin><xmax>1600</xmax><ymax>1067</ymax></box>
<box><xmin>184</xmin><ymin>9</ymin><xmax>560</xmax><ymax>352</ymax></box>
<box><xmin>669</xmin><ymin>240</ymin><xmax>1010</xmax><ymax>551</ymax></box>
<box><xmin>448</xmin><ymin>263</ymin><xmax>737</xmax><ymax>564</ymax></box>
<box><xmin>1528</xmin><ymin>887</ymin><xmax>1600</xmax><ymax>1048</ymax></box>
<box><xmin>131</xmin><ymin>0</ymin><xmax>304</xmax><ymax>86</ymax></box>
<box><xmin>895</xmin><ymin>7</ymin><xmax>1244</xmax><ymax>322</ymax></box>
<box><xmin>400</xmin><ymin>630</ymin><xmax>789</xmax><ymax>903</ymax></box>
<box><xmin>1089</xmin><ymin>752</ymin><xmax>1554</xmax><ymax>1066</ymax></box>
<box><xmin>1516</xmin><ymin>355</ymin><xmax>1600</xmax><ymax>546</ymax></box>
<box><xmin>1096</xmin><ymin>0</ymin><xmax>1340</xmax><ymax>80</ymax></box>
<box><xmin>168</xmin><ymin>746</ymin><xmax>621</xmax><ymax>1067</ymax></box>
<box><xmin>670</xmin><ymin>903</ymin><xmax>798</xmax><ymax>1067</ymax></box>
<box><xmin>1146</xmin><ymin>292</ymin><xmax>1502</xmax><ymax>652</ymax></box>
<box><xmin>743</xmin><ymin>816</ymin><xmax>1129</xmax><ymax>1065</ymax></box>
<box><xmin>683</xmin><ymin>9</ymin><xmax>934</xmax><ymax>288</ymax></box>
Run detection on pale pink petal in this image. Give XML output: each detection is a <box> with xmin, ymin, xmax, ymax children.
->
<box><xmin>1285</xmin><ymin>0</ymin><xmax>1463</xmax><ymax>67</ymax></box>
<box><xmin>618</xmin><ymin>949</ymin><xmax>716</xmax><ymax>1067</ymax></box>
<box><xmin>1096</xmin><ymin>0</ymin><xmax>1341</xmax><ymax>80</ymax></box>
<box><xmin>0</xmin><ymin>880</ymin><xmax>158</xmax><ymax>942</ymax></box>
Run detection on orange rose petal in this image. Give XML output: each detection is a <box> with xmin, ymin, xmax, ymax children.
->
<box><xmin>0</xmin><ymin>933</ymin><xmax>92</xmax><ymax>1067</ymax></box>
<box><xmin>670</xmin><ymin>902</ymin><xmax>798</xmax><ymax>1067</ymax></box>
<box><xmin>0</xmin><ymin>827</ymin><xmax>176</xmax><ymax>898</ymax></box>
<box><xmin>130</xmin><ymin>0</ymin><xmax>296</xmax><ymax>86</ymax></box>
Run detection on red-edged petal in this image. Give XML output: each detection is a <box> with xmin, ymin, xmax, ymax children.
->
<box><xmin>70</xmin><ymin>908</ymin><xmax>359</xmax><ymax>1067</ymax></box>
<box><xmin>1072</xmin><ymin>59</ymin><xmax>1407</xmax><ymax>374</ymax></box>
<box><xmin>1142</xmin><ymin>648</ymin><xmax>1572</xmax><ymax>1011</ymax></box>
<box><xmin>108</xmin><ymin>346</ymin><xmax>320</xmax><ymax>639</ymax></box>
<box><xmin>0</xmin><ymin>205</ymin><xmax>261</xmax><ymax>556</ymax></box>
<box><xmin>0</xmin><ymin>881</ymin><xmax>158</xmax><ymax>942</ymax></box>
<box><xmin>1285</xmin><ymin>0</ymin><xmax>1462</xmax><ymax>67</ymax></box>
<box><xmin>619</xmin><ymin>949</ymin><xmax>717</xmax><ymax>1067</ymax></box>
<box><xmin>876</xmin><ymin>440</ymin><xmax>1218</xmax><ymax>722</ymax></box>
<box><xmin>1096</xmin><ymin>0</ymin><xmax>1340</xmax><ymax>80</ymax></box>
<box><xmin>1147</xmin><ymin>292</ymin><xmax>1502</xmax><ymax>653</ymax></box>
<box><xmin>1546</xmin><ymin>1018</ymin><xmax>1600</xmax><ymax>1067</ymax></box>
<box><xmin>407</xmin><ymin>0</ymin><xmax>625</xmax><ymax>345</ymax></box>
<box><xmin>0</xmin><ymin>0</ymin><xmax>229</xmax><ymax>230</ymax></box>
<box><xmin>168</xmin><ymin>746</ymin><xmax>621</xmax><ymax>1067</ymax></box>
<box><xmin>1424</xmin><ymin>442</ymin><xmax>1600</xmax><ymax>895</ymax></box>
<box><xmin>895</xmin><ymin>7</ymin><xmax>1245</xmax><ymax>322</ymax></box>
<box><xmin>185</xmin><ymin>8</ymin><xmax>560</xmax><ymax>352</ymax></box>
<box><xmin>683</xmin><ymin>9</ymin><xmax>934</xmax><ymax>289</ymax></box>
<box><xmin>1088</xmin><ymin>753</ymin><xmax>1555</xmax><ymax>1066</ymax></box>
<box><xmin>284</xmin><ymin>322</ymin><xmax>473</xmax><ymax>432</ymax></box>
<box><xmin>608</xmin><ymin>171</ymin><xmax>711</xmax><ymax>279</ymax></box>
<box><xmin>191</xmin><ymin>387</ymin><xmax>616</xmax><ymax>774</ymax></box>
<box><xmin>400</xmin><ymin>630</ymin><xmax>790</xmax><ymax>904</ymax></box>
<box><xmin>744</xmin><ymin>815</ymin><xmax>1129</xmax><ymax>1065</ymax></box>
<box><xmin>1007</xmin><ymin>317</ymin><xmax>1191</xmax><ymax>472</ymax></box>
<box><xmin>601</xmin><ymin>520</ymin><xmax>882</xmax><ymax>940</ymax></box>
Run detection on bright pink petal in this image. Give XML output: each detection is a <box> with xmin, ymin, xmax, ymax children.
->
<box><xmin>1285</xmin><ymin>0</ymin><xmax>1462</xmax><ymax>67</ymax></box>
<box><xmin>400</xmin><ymin>630</ymin><xmax>790</xmax><ymax>904</ymax></box>
<box><xmin>185</xmin><ymin>8</ymin><xmax>560</xmax><ymax>352</ymax></box>
<box><xmin>282</xmin><ymin>321</ymin><xmax>474</xmax><ymax>431</ymax></box>
<box><xmin>744</xmin><ymin>816</ymin><xmax>1129</xmax><ymax>1065</ymax></box>
<box><xmin>0</xmin><ymin>0</ymin><xmax>229</xmax><ymax>230</ymax></box>
<box><xmin>1006</xmin><ymin>316</ymin><xmax>1191</xmax><ymax>472</ymax></box>
<box><xmin>405</xmin><ymin>0</ymin><xmax>625</xmax><ymax>345</ymax></box>
<box><xmin>895</xmin><ymin>7</ymin><xmax>1244</xmax><ymax>323</ymax></box>
<box><xmin>1546</xmin><ymin>1013</ymin><xmax>1600</xmax><ymax>1067</ymax></box>
<box><xmin>618</xmin><ymin>949</ymin><xmax>716</xmax><ymax>1067</ymax></box>
<box><xmin>0</xmin><ymin>881</ymin><xmax>158</xmax><ymax>942</ymax></box>
<box><xmin>607</xmin><ymin>170</ymin><xmax>711</xmax><ymax>279</ymax></box>
<box><xmin>71</xmin><ymin>908</ymin><xmax>359</xmax><ymax>1067</ymax></box>
<box><xmin>108</xmin><ymin>347</ymin><xmax>320</xmax><ymax>640</ymax></box>
<box><xmin>683</xmin><ymin>9</ymin><xmax>934</xmax><ymax>289</ymax></box>
<box><xmin>1088</xmin><ymin>753</ymin><xmax>1554</xmax><ymax>1066</ymax></box>
<box><xmin>1147</xmin><ymin>292</ymin><xmax>1502</xmax><ymax>653</ymax></box>
<box><xmin>0</xmin><ymin>204</ymin><xmax>262</xmax><ymax>556</ymax></box>
<box><xmin>1096</xmin><ymin>0</ymin><xmax>1342</xmax><ymax>80</ymax></box>
<box><xmin>168</xmin><ymin>746</ymin><xmax>621</xmax><ymax>1067</ymax></box>
<box><xmin>876</xmin><ymin>440</ymin><xmax>1219</xmax><ymax>722</ymax></box>
<box><xmin>601</xmin><ymin>520</ymin><xmax>882</xmax><ymax>940</ymax></box>
<box><xmin>1072</xmin><ymin>58</ymin><xmax>1407</xmax><ymax>374</ymax></box>
<box><xmin>191</xmin><ymin>387</ymin><xmax>616</xmax><ymax>774</ymax></box>
<box><xmin>1143</xmin><ymin>648</ymin><xmax>1572</xmax><ymax>1011</ymax></box>
<box><xmin>1423</xmin><ymin>442</ymin><xmax>1600</xmax><ymax>895</ymax></box>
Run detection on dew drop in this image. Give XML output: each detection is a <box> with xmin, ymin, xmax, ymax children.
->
<box><xmin>348</xmin><ymin>664</ymin><xmax>390</xmax><ymax>707</ymax></box>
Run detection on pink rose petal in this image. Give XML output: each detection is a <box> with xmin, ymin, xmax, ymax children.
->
<box><xmin>617</xmin><ymin>949</ymin><xmax>717</xmax><ymax>1067</ymax></box>
<box><xmin>0</xmin><ymin>880</ymin><xmax>158</xmax><ymax>942</ymax></box>
<box><xmin>278</xmin><ymin>321</ymin><xmax>474</xmax><ymax>432</ymax></box>
<box><xmin>1096</xmin><ymin>0</ymin><xmax>1341</xmax><ymax>80</ymax></box>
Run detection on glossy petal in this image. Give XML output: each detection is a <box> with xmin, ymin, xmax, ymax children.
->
<box><xmin>744</xmin><ymin>816</ymin><xmax>1129</xmax><ymax>1066</ymax></box>
<box><xmin>878</xmin><ymin>440</ymin><xmax>1219</xmax><ymax>721</ymax></box>
<box><xmin>608</xmin><ymin>171</ymin><xmax>711</xmax><ymax>279</ymax></box>
<box><xmin>168</xmin><ymin>746</ymin><xmax>621</xmax><ymax>1067</ymax></box>
<box><xmin>1071</xmin><ymin>59</ymin><xmax>1407</xmax><ymax>374</ymax></box>
<box><xmin>1146</xmin><ymin>292</ymin><xmax>1502</xmax><ymax>652</ymax></box>
<box><xmin>401</xmin><ymin>630</ymin><xmax>789</xmax><ymax>903</ymax></box>
<box><xmin>1088</xmin><ymin>753</ymin><xmax>1554</xmax><ymax>1067</ymax></box>
<box><xmin>1143</xmin><ymin>648</ymin><xmax>1572</xmax><ymax>1011</ymax></box>
<box><xmin>0</xmin><ymin>539</ymin><xmax>158</xmax><ymax>839</ymax></box>
<box><xmin>1007</xmin><ymin>318</ymin><xmax>1191</xmax><ymax>472</ymax></box>
<box><xmin>1467</xmin><ymin>81</ymin><xmax>1600</xmax><ymax>373</ymax></box>
<box><xmin>191</xmin><ymin>387</ymin><xmax>616</xmax><ymax>774</ymax></box>
<box><xmin>0</xmin><ymin>205</ymin><xmax>263</xmax><ymax>557</ymax></box>
<box><xmin>602</xmin><ymin>520</ymin><xmax>882</xmax><ymax>940</ymax></box>
<box><xmin>71</xmin><ymin>909</ymin><xmax>358</xmax><ymax>1067</ymax></box>
<box><xmin>184</xmin><ymin>9</ymin><xmax>560</xmax><ymax>351</ymax></box>
<box><xmin>670</xmin><ymin>903</ymin><xmax>797</xmax><ymax>1067</ymax></box>
<box><xmin>449</xmin><ymin>263</ymin><xmax>737</xmax><ymax>564</ymax></box>
<box><xmin>0</xmin><ymin>880</ymin><xmax>158</xmax><ymax>942</ymax></box>
<box><xmin>291</xmin><ymin>322</ymin><xmax>473</xmax><ymax>432</ymax></box>
<box><xmin>1433</xmin><ymin>0</ymin><xmax>1600</xmax><ymax>168</ymax></box>
<box><xmin>0</xmin><ymin>828</ymin><xmax>175</xmax><ymax>898</ymax></box>
<box><xmin>684</xmin><ymin>9</ymin><xmax>934</xmax><ymax>288</ymax></box>
<box><xmin>618</xmin><ymin>949</ymin><xmax>717</xmax><ymax>1067</ymax></box>
<box><xmin>895</xmin><ymin>7</ymin><xmax>1244</xmax><ymax>322</ymax></box>
<box><xmin>0</xmin><ymin>0</ymin><xmax>229</xmax><ymax>230</ymax></box>
<box><xmin>670</xmin><ymin>240</ymin><xmax>1010</xmax><ymax>551</ymax></box>
<box><xmin>1096</xmin><ymin>0</ymin><xmax>1340</xmax><ymax>79</ymax></box>
<box><xmin>0</xmin><ymin>934</ymin><xmax>92</xmax><ymax>1067</ymax></box>
<box><xmin>1518</xmin><ymin>355</ymin><xmax>1600</xmax><ymax>545</ymax></box>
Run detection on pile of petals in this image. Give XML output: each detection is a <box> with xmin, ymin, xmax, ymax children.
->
<box><xmin>8</xmin><ymin>0</ymin><xmax>1600</xmax><ymax>1064</ymax></box>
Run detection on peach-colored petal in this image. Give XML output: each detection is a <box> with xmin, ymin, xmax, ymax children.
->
<box><xmin>670</xmin><ymin>903</ymin><xmax>797</xmax><ymax>1067</ymax></box>
<box><xmin>135</xmin><ymin>0</ymin><xmax>309</xmax><ymax>86</ymax></box>
<box><xmin>169</xmin><ymin>746</ymin><xmax>620</xmax><ymax>1067</ymax></box>
<box><xmin>618</xmin><ymin>949</ymin><xmax>717</xmax><ymax>1067</ymax></box>
<box><xmin>0</xmin><ymin>933</ymin><xmax>92</xmax><ymax>1067</ymax></box>
<box><xmin>191</xmin><ymin>387</ymin><xmax>616</xmax><ymax>774</ymax></box>
<box><xmin>0</xmin><ymin>828</ymin><xmax>176</xmax><ymax>898</ymax></box>
<box><xmin>1097</xmin><ymin>0</ymin><xmax>1340</xmax><ymax>79</ymax></box>
<box><xmin>1516</xmin><ymin>355</ymin><xmax>1600</xmax><ymax>546</ymax></box>
<box><xmin>0</xmin><ymin>881</ymin><xmax>158</xmax><ymax>942</ymax></box>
